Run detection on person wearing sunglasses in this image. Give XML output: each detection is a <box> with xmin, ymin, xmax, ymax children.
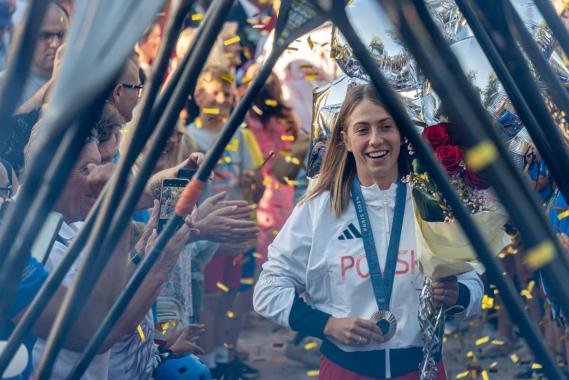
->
<box><xmin>108</xmin><ymin>57</ymin><xmax>144</xmax><ymax>123</ymax></box>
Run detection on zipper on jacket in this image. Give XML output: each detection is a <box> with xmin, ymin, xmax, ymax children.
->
<box><xmin>384</xmin><ymin>194</ymin><xmax>390</xmax><ymax>234</ymax></box>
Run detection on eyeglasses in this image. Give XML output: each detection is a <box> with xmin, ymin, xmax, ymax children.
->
<box><xmin>39</xmin><ymin>31</ymin><xmax>66</xmax><ymax>44</ymax></box>
<box><xmin>120</xmin><ymin>83</ymin><xmax>144</xmax><ymax>98</ymax></box>
<box><xmin>0</xmin><ymin>185</ymin><xmax>12</xmax><ymax>200</ymax></box>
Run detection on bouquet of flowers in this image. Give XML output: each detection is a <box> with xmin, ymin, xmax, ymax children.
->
<box><xmin>410</xmin><ymin>122</ymin><xmax>510</xmax><ymax>280</ymax></box>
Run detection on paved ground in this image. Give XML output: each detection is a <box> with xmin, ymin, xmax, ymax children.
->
<box><xmin>236</xmin><ymin>314</ymin><xmax>537</xmax><ymax>380</ymax></box>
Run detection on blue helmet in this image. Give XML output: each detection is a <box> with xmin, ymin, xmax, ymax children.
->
<box><xmin>155</xmin><ymin>354</ymin><xmax>212</xmax><ymax>380</ymax></box>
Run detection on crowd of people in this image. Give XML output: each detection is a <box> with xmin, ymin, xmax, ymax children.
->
<box><xmin>1</xmin><ymin>0</ymin><xmax>569</xmax><ymax>380</ymax></box>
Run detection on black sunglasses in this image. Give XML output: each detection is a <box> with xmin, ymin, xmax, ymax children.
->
<box><xmin>120</xmin><ymin>82</ymin><xmax>144</xmax><ymax>97</ymax></box>
<box><xmin>0</xmin><ymin>185</ymin><xmax>12</xmax><ymax>199</ymax></box>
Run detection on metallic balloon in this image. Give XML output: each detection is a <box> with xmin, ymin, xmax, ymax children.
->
<box><xmin>422</xmin><ymin>36</ymin><xmax>509</xmax><ymax>124</ymax></box>
<box><xmin>331</xmin><ymin>0</ymin><xmax>421</xmax><ymax>92</ymax></box>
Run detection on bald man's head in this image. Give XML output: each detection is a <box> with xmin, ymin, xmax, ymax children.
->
<box><xmin>32</xmin><ymin>2</ymin><xmax>69</xmax><ymax>77</ymax></box>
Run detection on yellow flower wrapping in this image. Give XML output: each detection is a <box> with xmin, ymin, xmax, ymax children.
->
<box><xmin>412</xmin><ymin>198</ymin><xmax>510</xmax><ymax>280</ymax></box>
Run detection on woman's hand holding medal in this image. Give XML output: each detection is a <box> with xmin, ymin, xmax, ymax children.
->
<box><xmin>431</xmin><ymin>276</ymin><xmax>459</xmax><ymax>308</ymax></box>
<box><xmin>323</xmin><ymin>316</ymin><xmax>385</xmax><ymax>346</ymax></box>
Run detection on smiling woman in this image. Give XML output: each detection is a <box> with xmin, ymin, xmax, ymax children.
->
<box><xmin>253</xmin><ymin>84</ymin><xmax>484</xmax><ymax>380</ymax></box>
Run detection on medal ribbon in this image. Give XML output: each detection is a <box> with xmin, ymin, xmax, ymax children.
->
<box><xmin>351</xmin><ymin>176</ymin><xmax>407</xmax><ymax>311</ymax></box>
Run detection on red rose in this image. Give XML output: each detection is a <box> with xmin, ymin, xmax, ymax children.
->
<box><xmin>422</xmin><ymin>124</ymin><xmax>450</xmax><ymax>148</ymax></box>
<box><xmin>465</xmin><ymin>167</ymin><xmax>490</xmax><ymax>190</ymax></box>
<box><xmin>435</xmin><ymin>145</ymin><xmax>463</xmax><ymax>175</ymax></box>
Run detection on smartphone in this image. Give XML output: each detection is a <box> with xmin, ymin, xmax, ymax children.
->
<box><xmin>158</xmin><ymin>178</ymin><xmax>189</xmax><ymax>233</ymax></box>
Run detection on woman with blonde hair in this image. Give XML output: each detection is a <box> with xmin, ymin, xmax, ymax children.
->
<box><xmin>254</xmin><ymin>84</ymin><xmax>483</xmax><ymax>379</ymax></box>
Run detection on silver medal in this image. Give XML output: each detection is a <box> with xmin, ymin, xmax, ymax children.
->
<box><xmin>370</xmin><ymin>310</ymin><xmax>397</xmax><ymax>342</ymax></box>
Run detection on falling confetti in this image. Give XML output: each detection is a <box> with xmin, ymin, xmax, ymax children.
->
<box><xmin>219</xmin><ymin>71</ymin><xmax>234</xmax><ymax>84</ymax></box>
<box><xmin>253</xmin><ymin>252</ymin><xmax>263</xmax><ymax>259</ymax></box>
<box><xmin>510</xmin><ymin>354</ymin><xmax>519</xmax><ymax>363</ymax></box>
<box><xmin>203</xmin><ymin>107</ymin><xmax>220</xmax><ymax>115</ymax></box>
<box><xmin>224</xmin><ymin>36</ymin><xmax>241</xmax><ymax>46</ymax></box>
<box><xmin>195</xmin><ymin>117</ymin><xmax>203</xmax><ymax>128</ymax></box>
<box><xmin>475</xmin><ymin>336</ymin><xmax>490</xmax><ymax>346</ymax></box>
<box><xmin>226</xmin><ymin>310</ymin><xmax>236</xmax><ymax>318</ymax></box>
<box><xmin>216</xmin><ymin>282</ymin><xmax>230</xmax><ymax>292</ymax></box>
<box><xmin>456</xmin><ymin>370</ymin><xmax>470</xmax><ymax>379</ymax></box>
<box><xmin>558</xmin><ymin>209</ymin><xmax>569</xmax><ymax>220</ymax></box>
<box><xmin>304</xmin><ymin>341</ymin><xmax>318</xmax><ymax>351</ymax></box>
<box><xmin>280</xmin><ymin>135</ymin><xmax>295</xmax><ymax>141</ymax></box>
<box><xmin>137</xmin><ymin>324</ymin><xmax>146</xmax><ymax>342</ymax></box>
<box><xmin>240</xmin><ymin>278</ymin><xmax>255</xmax><ymax>285</ymax></box>
<box><xmin>119</xmin><ymin>129</ymin><xmax>129</xmax><ymax>135</ymax></box>
<box><xmin>481</xmin><ymin>370</ymin><xmax>490</xmax><ymax>380</ymax></box>
<box><xmin>531</xmin><ymin>363</ymin><xmax>542</xmax><ymax>369</ymax></box>
<box><xmin>481</xmin><ymin>295</ymin><xmax>494</xmax><ymax>310</ymax></box>
<box><xmin>225</xmin><ymin>138</ymin><xmax>239</xmax><ymax>152</ymax></box>
<box><xmin>306</xmin><ymin>370</ymin><xmax>320</xmax><ymax>377</ymax></box>
<box><xmin>265</xmin><ymin>99</ymin><xmax>278</xmax><ymax>107</ymax></box>
<box><xmin>191</xmin><ymin>13</ymin><xmax>204</xmax><ymax>21</ymax></box>
<box><xmin>307</xmin><ymin>35</ymin><xmax>314</xmax><ymax>50</ymax></box>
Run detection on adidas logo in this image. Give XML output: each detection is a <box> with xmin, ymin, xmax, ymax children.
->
<box><xmin>338</xmin><ymin>223</ymin><xmax>362</xmax><ymax>240</ymax></box>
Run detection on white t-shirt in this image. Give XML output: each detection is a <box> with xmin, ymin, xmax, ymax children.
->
<box><xmin>32</xmin><ymin>221</ymin><xmax>111</xmax><ymax>380</ymax></box>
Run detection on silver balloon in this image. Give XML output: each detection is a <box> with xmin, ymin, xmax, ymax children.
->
<box><xmin>422</xmin><ymin>36</ymin><xmax>509</xmax><ymax>124</ymax></box>
<box><xmin>331</xmin><ymin>0</ymin><xmax>421</xmax><ymax>91</ymax></box>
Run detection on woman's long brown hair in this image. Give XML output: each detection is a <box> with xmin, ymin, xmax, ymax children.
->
<box><xmin>303</xmin><ymin>84</ymin><xmax>407</xmax><ymax>217</ymax></box>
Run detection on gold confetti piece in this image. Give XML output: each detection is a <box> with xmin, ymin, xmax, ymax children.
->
<box><xmin>223</xmin><ymin>342</ymin><xmax>235</xmax><ymax>349</ymax></box>
<box><xmin>476</xmin><ymin>336</ymin><xmax>490</xmax><ymax>346</ymax></box>
<box><xmin>558</xmin><ymin>209</ymin><xmax>569</xmax><ymax>220</ymax></box>
<box><xmin>223</xmin><ymin>156</ymin><xmax>232</xmax><ymax>164</ymax></box>
<box><xmin>203</xmin><ymin>107</ymin><xmax>220</xmax><ymax>115</ymax></box>
<box><xmin>243</xmin><ymin>47</ymin><xmax>252</xmax><ymax>60</ymax></box>
<box><xmin>265</xmin><ymin>99</ymin><xmax>278</xmax><ymax>107</ymax></box>
<box><xmin>304</xmin><ymin>341</ymin><xmax>318</xmax><ymax>351</ymax></box>
<box><xmin>137</xmin><ymin>324</ymin><xmax>146</xmax><ymax>342</ymax></box>
<box><xmin>527</xmin><ymin>280</ymin><xmax>535</xmax><ymax>293</ymax></box>
<box><xmin>262</xmin><ymin>16</ymin><xmax>272</xmax><ymax>24</ymax></box>
<box><xmin>465</xmin><ymin>140</ymin><xmax>498</xmax><ymax>171</ymax></box>
<box><xmin>262</xmin><ymin>177</ymin><xmax>273</xmax><ymax>186</ymax></box>
<box><xmin>283</xmin><ymin>177</ymin><xmax>298</xmax><ymax>186</ymax></box>
<box><xmin>286</xmin><ymin>46</ymin><xmax>299</xmax><ymax>51</ymax></box>
<box><xmin>240</xmin><ymin>277</ymin><xmax>255</xmax><ymax>285</ymax></box>
<box><xmin>284</xmin><ymin>155</ymin><xmax>301</xmax><ymax>165</ymax></box>
<box><xmin>216</xmin><ymin>282</ymin><xmax>230</xmax><ymax>292</ymax></box>
<box><xmin>531</xmin><ymin>363</ymin><xmax>542</xmax><ymax>369</ymax></box>
<box><xmin>481</xmin><ymin>295</ymin><xmax>494</xmax><ymax>310</ymax></box>
<box><xmin>520</xmin><ymin>289</ymin><xmax>533</xmax><ymax>299</ymax></box>
<box><xmin>219</xmin><ymin>71</ymin><xmax>234</xmax><ymax>84</ymax></box>
<box><xmin>300</xmin><ymin>64</ymin><xmax>314</xmax><ymax>70</ymax></box>
<box><xmin>191</xmin><ymin>13</ymin><xmax>204</xmax><ymax>21</ymax></box>
<box><xmin>119</xmin><ymin>129</ymin><xmax>129</xmax><ymax>135</ymax></box>
<box><xmin>307</xmin><ymin>35</ymin><xmax>314</xmax><ymax>50</ymax></box>
<box><xmin>304</xmin><ymin>73</ymin><xmax>318</xmax><ymax>81</ymax></box>
<box><xmin>225</xmin><ymin>138</ymin><xmax>239</xmax><ymax>152</ymax></box>
<box><xmin>306</xmin><ymin>370</ymin><xmax>319</xmax><ymax>377</ymax></box>
<box><xmin>481</xmin><ymin>370</ymin><xmax>490</xmax><ymax>380</ymax></box>
<box><xmin>223</xmin><ymin>36</ymin><xmax>241</xmax><ymax>46</ymax></box>
<box><xmin>491</xmin><ymin>339</ymin><xmax>505</xmax><ymax>345</ymax></box>
<box><xmin>253</xmin><ymin>252</ymin><xmax>263</xmax><ymax>259</ymax></box>
<box><xmin>510</xmin><ymin>354</ymin><xmax>519</xmax><ymax>363</ymax></box>
<box><xmin>466</xmin><ymin>351</ymin><xmax>475</xmax><ymax>359</ymax></box>
<box><xmin>456</xmin><ymin>370</ymin><xmax>470</xmax><ymax>379</ymax></box>
<box><xmin>524</xmin><ymin>240</ymin><xmax>555</xmax><ymax>270</ymax></box>
<box><xmin>226</xmin><ymin>310</ymin><xmax>236</xmax><ymax>318</ymax></box>
<box><xmin>280</xmin><ymin>135</ymin><xmax>295</xmax><ymax>141</ymax></box>
<box><xmin>195</xmin><ymin>117</ymin><xmax>203</xmax><ymax>128</ymax></box>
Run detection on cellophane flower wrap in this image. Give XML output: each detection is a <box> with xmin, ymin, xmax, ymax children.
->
<box><xmin>410</xmin><ymin>122</ymin><xmax>510</xmax><ymax>280</ymax></box>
